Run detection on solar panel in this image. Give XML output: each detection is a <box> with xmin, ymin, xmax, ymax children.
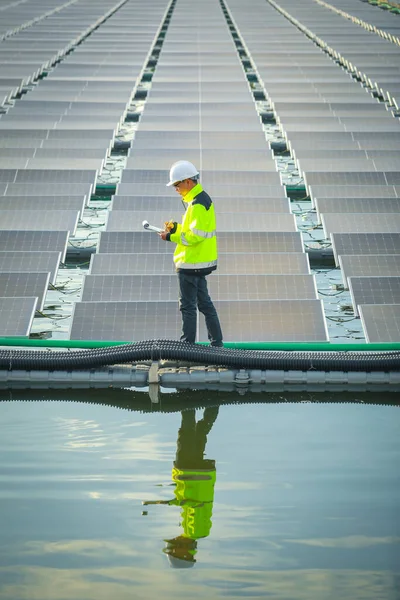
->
<box><xmin>341</xmin><ymin>119</ymin><xmax>400</xmax><ymax>133</ymax></box>
<box><xmin>0</xmin><ymin>251</ymin><xmax>61</xmax><ymax>284</ymax></box>
<box><xmin>89</xmin><ymin>252</ymin><xmax>310</xmax><ymax>275</ymax></box>
<box><xmin>332</xmin><ymin>233</ymin><xmax>400</xmax><ymax>266</ymax></box>
<box><xmin>309</xmin><ymin>185</ymin><xmax>397</xmax><ymax>205</ymax></box>
<box><xmin>359</xmin><ymin>304</ymin><xmax>400</xmax><ymax>343</ymax></box>
<box><xmin>98</xmin><ymin>231</ymin><xmax>304</xmax><ymax>254</ymax></box>
<box><xmin>297</xmin><ymin>158</ymin><xmax>374</xmax><ymax>174</ymax></box>
<box><xmin>80</xmin><ymin>274</ymin><xmax>318</xmax><ymax>302</ymax></box>
<box><xmin>348</xmin><ymin>277</ymin><xmax>400</xmax><ymax>316</ymax></box>
<box><xmin>305</xmin><ymin>172</ymin><xmax>394</xmax><ymax>190</ymax></box>
<box><xmin>0</xmin><ymin>272</ymin><xmax>50</xmax><ymax>311</ymax></box>
<box><xmin>0</xmin><ymin>195</ymin><xmax>87</xmax><ymax>214</ymax></box>
<box><xmin>120</xmin><ymin>169</ymin><xmax>281</xmax><ymax>185</ymax></box>
<box><xmin>2</xmin><ymin>183</ymin><xmax>93</xmax><ymax>197</ymax></box>
<box><xmin>315</xmin><ymin>198</ymin><xmax>400</xmax><ymax>222</ymax></box>
<box><xmin>0</xmin><ymin>231</ymin><xmax>69</xmax><ymax>261</ymax></box>
<box><xmin>116</xmin><ymin>183</ymin><xmax>286</xmax><ymax>197</ymax></box>
<box><xmin>110</xmin><ymin>196</ymin><xmax>290</xmax><ymax>213</ymax></box>
<box><xmin>208</xmin><ymin>274</ymin><xmax>318</xmax><ymax>300</ymax></box>
<box><xmin>126</xmin><ymin>150</ymin><xmax>276</xmax><ymax>171</ymax></box>
<box><xmin>217</xmin><ymin>252</ymin><xmax>310</xmax><ymax>274</ymax></box>
<box><xmin>142</xmin><ymin>102</ymin><xmax>257</xmax><ymax>115</ymax></box>
<box><xmin>0</xmin><ymin>210</ymin><xmax>79</xmax><ymax>234</ymax></box>
<box><xmin>295</xmin><ymin>150</ymin><xmax>399</xmax><ymax>160</ymax></box>
<box><xmin>81</xmin><ymin>275</ymin><xmax>177</xmax><ymax>302</ymax></box>
<box><xmin>69</xmin><ymin>301</ymin><xmax>182</xmax><ymax>341</ymax></box>
<box><xmin>24</xmin><ymin>158</ymin><xmax>104</xmax><ymax>171</ymax></box>
<box><xmin>106</xmin><ymin>211</ymin><xmax>297</xmax><ymax>232</ymax></box>
<box><xmin>198</xmin><ymin>300</ymin><xmax>328</xmax><ymax>342</ymax></box>
<box><xmin>15</xmin><ymin>169</ymin><xmax>98</xmax><ymax>184</ymax></box>
<box><xmin>89</xmin><ymin>253</ymin><xmax>175</xmax><ymax>275</ymax></box>
<box><xmin>0</xmin><ymin>296</ymin><xmax>38</xmax><ymax>337</ymax></box>
<box><xmin>338</xmin><ymin>252</ymin><xmax>400</xmax><ymax>286</ymax></box>
<box><xmin>321</xmin><ymin>213</ymin><xmax>400</xmax><ymax>237</ymax></box>
<box><xmin>132</xmin><ymin>131</ymin><xmax>268</xmax><ymax>149</ymax></box>
<box><xmin>138</xmin><ymin>115</ymin><xmax>262</xmax><ymax>131</ymax></box>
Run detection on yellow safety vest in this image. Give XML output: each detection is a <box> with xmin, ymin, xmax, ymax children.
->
<box><xmin>169</xmin><ymin>183</ymin><xmax>218</xmax><ymax>272</ymax></box>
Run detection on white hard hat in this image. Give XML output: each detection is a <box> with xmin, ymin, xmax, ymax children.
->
<box><xmin>166</xmin><ymin>160</ymin><xmax>199</xmax><ymax>187</ymax></box>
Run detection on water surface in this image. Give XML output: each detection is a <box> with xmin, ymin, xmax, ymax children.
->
<box><xmin>0</xmin><ymin>391</ymin><xmax>399</xmax><ymax>600</ymax></box>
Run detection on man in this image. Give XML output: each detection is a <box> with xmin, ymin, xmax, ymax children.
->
<box><xmin>159</xmin><ymin>160</ymin><xmax>223</xmax><ymax>347</ymax></box>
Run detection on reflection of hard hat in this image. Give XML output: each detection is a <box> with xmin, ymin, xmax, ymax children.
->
<box><xmin>167</xmin><ymin>555</ymin><xmax>195</xmax><ymax>569</ymax></box>
<box><xmin>163</xmin><ymin>536</ymin><xmax>197</xmax><ymax>568</ymax></box>
<box><xmin>166</xmin><ymin>161</ymin><xmax>199</xmax><ymax>186</ymax></box>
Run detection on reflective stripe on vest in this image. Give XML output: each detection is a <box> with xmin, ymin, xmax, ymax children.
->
<box><xmin>176</xmin><ymin>259</ymin><xmax>218</xmax><ymax>270</ymax></box>
<box><xmin>191</xmin><ymin>228</ymin><xmax>216</xmax><ymax>239</ymax></box>
<box><xmin>180</xmin><ymin>232</ymin><xmax>190</xmax><ymax>246</ymax></box>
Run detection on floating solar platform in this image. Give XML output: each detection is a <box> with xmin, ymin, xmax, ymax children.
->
<box><xmin>89</xmin><ymin>252</ymin><xmax>310</xmax><ymax>276</ymax></box>
<box><xmin>0</xmin><ymin>230</ymin><xmax>69</xmax><ymax>262</ymax></box>
<box><xmin>98</xmin><ymin>231</ymin><xmax>304</xmax><ymax>254</ymax></box>
<box><xmin>0</xmin><ymin>210</ymin><xmax>79</xmax><ymax>234</ymax></box>
<box><xmin>0</xmin><ymin>251</ymin><xmax>61</xmax><ymax>284</ymax></box>
<box><xmin>315</xmin><ymin>198</ymin><xmax>400</xmax><ymax>222</ymax></box>
<box><xmin>348</xmin><ymin>277</ymin><xmax>400</xmax><ymax>316</ymax></box>
<box><xmin>0</xmin><ymin>296</ymin><xmax>38</xmax><ymax>337</ymax></box>
<box><xmin>359</xmin><ymin>304</ymin><xmax>400</xmax><ymax>343</ymax></box>
<box><xmin>322</xmin><ymin>213</ymin><xmax>400</xmax><ymax>237</ymax></box>
<box><xmin>198</xmin><ymin>300</ymin><xmax>328</xmax><ymax>343</ymax></box>
<box><xmin>110</xmin><ymin>195</ymin><xmax>291</xmax><ymax>213</ymax></box>
<box><xmin>0</xmin><ymin>272</ymin><xmax>50</xmax><ymax>311</ymax></box>
<box><xmin>339</xmin><ymin>255</ymin><xmax>400</xmax><ymax>288</ymax></box>
<box><xmin>331</xmin><ymin>233</ymin><xmax>400</xmax><ymax>266</ymax></box>
<box><xmin>105</xmin><ymin>211</ymin><xmax>297</xmax><ymax>233</ymax></box>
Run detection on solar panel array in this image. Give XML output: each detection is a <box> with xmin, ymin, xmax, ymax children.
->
<box><xmin>0</xmin><ymin>0</ymin><xmax>170</xmax><ymax>336</ymax></box>
<box><xmin>224</xmin><ymin>0</ymin><xmax>400</xmax><ymax>342</ymax></box>
<box><xmin>2</xmin><ymin>0</ymin><xmax>398</xmax><ymax>342</ymax></box>
<box><xmin>69</xmin><ymin>0</ymin><xmax>328</xmax><ymax>343</ymax></box>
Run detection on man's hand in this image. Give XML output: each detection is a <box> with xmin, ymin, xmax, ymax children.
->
<box><xmin>159</xmin><ymin>230</ymin><xmax>169</xmax><ymax>241</ymax></box>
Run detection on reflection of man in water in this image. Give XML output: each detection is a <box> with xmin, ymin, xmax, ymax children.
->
<box><xmin>143</xmin><ymin>406</ymin><xmax>219</xmax><ymax>568</ymax></box>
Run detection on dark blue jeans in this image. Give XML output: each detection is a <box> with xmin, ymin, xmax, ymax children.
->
<box><xmin>178</xmin><ymin>271</ymin><xmax>223</xmax><ymax>347</ymax></box>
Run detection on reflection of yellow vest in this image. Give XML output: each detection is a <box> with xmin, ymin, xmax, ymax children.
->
<box><xmin>170</xmin><ymin>466</ymin><xmax>216</xmax><ymax>540</ymax></box>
